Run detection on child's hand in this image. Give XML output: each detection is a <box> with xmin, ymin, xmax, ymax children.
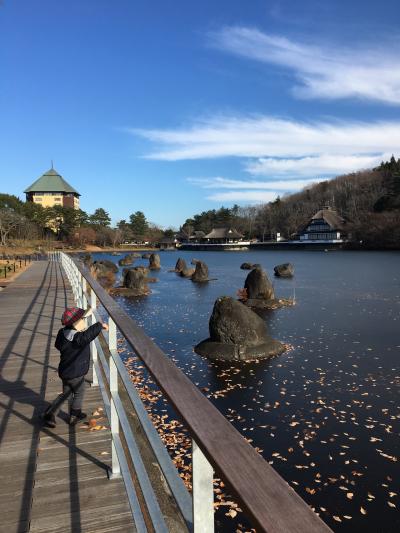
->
<box><xmin>102</xmin><ymin>323</ymin><xmax>109</xmax><ymax>331</ymax></box>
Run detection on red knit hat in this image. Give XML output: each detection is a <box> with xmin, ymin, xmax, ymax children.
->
<box><xmin>61</xmin><ymin>307</ymin><xmax>85</xmax><ymax>327</ymax></box>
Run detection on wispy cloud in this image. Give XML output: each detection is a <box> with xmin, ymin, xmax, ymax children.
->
<box><xmin>206</xmin><ymin>190</ymin><xmax>278</xmax><ymax>203</ymax></box>
<box><xmin>188</xmin><ymin>176</ymin><xmax>318</xmax><ymax>190</ymax></box>
<box><xmin>189</xmin><ymin>176</ymin><xmax>319</xmax><ymax>204</ymax></box>
<box><xmin>209</xmin><ymin>26</ymin><xmax>400</xmax><ymax>104</ymax></box>
<box><xmin>246</xmin><ymin>154</ymin><xmax>385</xmax><ymax>177</ymax></box>
<box><xmin>131</xmin><ymin>115</ymin><xmax>399</xmax><ymax>164</ymax></box>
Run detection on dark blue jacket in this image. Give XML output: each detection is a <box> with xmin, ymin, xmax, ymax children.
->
<box><xmin>55</xmin><ymin>322</ymin><xmax>102</xmax><ymax>379</ymax></box>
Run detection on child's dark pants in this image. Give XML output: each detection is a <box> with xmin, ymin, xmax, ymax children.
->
<box><xmin>46</xmin><ymin>376</ymin><xmax>86</xmax><ymax>416</ymax></box>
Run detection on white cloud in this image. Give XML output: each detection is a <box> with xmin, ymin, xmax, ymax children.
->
<box><xmin>188</xmin><ymin>176</ymin><xmax>318</xmax><ymax>190</ymax></box>
<box><xmin>131</xmin><ymin>114</ymin><xmax>399</xmax><ymax>165</ymax></box>
<box><xmin>206</xmin><ymin>190</ymin><xmax>278</xmax><ymax>202</ymax></box>
<box><xmin>246</xmin><ymin>153</ymin><xmax>385</xmax><ymax>177</ymax></box>
<box><xmin>209</xmin><ymin>27</ymin><xmax>400</xmax><ymax>104</ymax></box>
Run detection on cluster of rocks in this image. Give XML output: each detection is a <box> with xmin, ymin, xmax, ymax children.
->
<box><xmin>83</xmin><ymin>251</ymin><xmax>293</xmax><ymax>362</ymax></box>
<box><xmin>195</xmin><ymin>262</ymin><xmax>296</xmax><ymax>361</ymax></box>
<box><xmin>172</xmin><ymin>257</ymin><xmax>211</xmax><ymax>282</ymax></box>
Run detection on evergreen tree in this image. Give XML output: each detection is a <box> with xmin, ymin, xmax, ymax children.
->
<box><xmin>89</xmin><ymin>208</ymin><xmax>111</xmax><ymax>226</ymax></box>
<box><xmin>129</xmin><ymin>211</ymin><xmax>149</xmax><ymax>237</ymax></box>
<box><xmin>0</xmin><ymin>193</ymin><xmax>23</xmax><ymax>211</ymax></box>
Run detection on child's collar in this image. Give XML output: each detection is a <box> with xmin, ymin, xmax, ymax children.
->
<box><xmin>63</xmin><ymin>328</ymin><xmax>78</xmax><ymax>341</ymax></box>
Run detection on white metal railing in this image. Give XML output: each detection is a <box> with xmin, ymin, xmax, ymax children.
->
<box><xmin>56</xmin><ymin>252</ymin><xmax>198</xmax><ymax>532</ymax></box>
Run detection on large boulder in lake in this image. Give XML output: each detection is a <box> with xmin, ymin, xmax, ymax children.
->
<box><xmin>149</xmin><ymin>253</ymin><xmax>161</xmax><ymax>270</ymax></box>
<box><xmin>245</xmin><ymin>267</ymin><xmax>274</xmax><ymax>300</ymax></box>
<box><xmin>195</xmin><ymin>296</ymin><xmax>285</xmax><ymax>361</ymax></box>
<box><xmin>191</xmin><ymin>260</ymin><xmax>209</xmax><ymax>282</ymax></box>
<box><xmin>175</xmin><ymin>258</ymin><xmax>187</xmax><ymax>273</ymax></box>
<box><xmin>118</xmin><ymin>253</ymin><xmax>137</xmax><ymax>266</ymax></box>
<box><xmin>110</xmin><ymin>266</ymin><xmax>152</xmax><ymax>296</ymax></box>
<box><xmin>123</xmin><ymin>267</ymin><xmax>151</xmax><ymax>295</ymax></box>
<box><xmin>274</xmin><ymin>263</ymin><xmax>294</xmax><ymax>278</ymax></box>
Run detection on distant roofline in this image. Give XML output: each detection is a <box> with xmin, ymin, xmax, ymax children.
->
<box><xmin>24</xmin><ymin>168</ymin><xmax>80</xmax><ymax>195</ymax></box>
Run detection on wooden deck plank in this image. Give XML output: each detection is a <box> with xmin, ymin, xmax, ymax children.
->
<box><xmin>0</xmin><ymin>261</ymin><xmax>135</xmax><ymax>533</ymax></box>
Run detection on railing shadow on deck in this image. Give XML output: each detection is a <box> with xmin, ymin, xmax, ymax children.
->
<box><xmin>0</xmin><ymin>260</ymin><xmax>103</xmax><ymax>532</ymax></box>
<box><xmin>55</xmin><ymin>252</ymin><xmax>333</xmax><ymax>533</ymax></box>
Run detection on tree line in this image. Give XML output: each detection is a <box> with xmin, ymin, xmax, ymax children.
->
<box><xmin>1</xmin><ymin>156</ymin><xmax>399</xmax><ymax>249</ymax></box>
<box><xmin>180</xmin><ymin>156</ymin><xmax>400</xmax><ymax>248</ymax></box>
<box><xmin>0</xmin><ymin>195</ymin><xmax>166</xmax><ymax>247</ymax></box>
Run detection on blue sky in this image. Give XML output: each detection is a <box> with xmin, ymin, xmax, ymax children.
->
<box><xmin>1</xmin><ymin>0</ymin><xmax>400</xmax><ymax>228</ymax></box>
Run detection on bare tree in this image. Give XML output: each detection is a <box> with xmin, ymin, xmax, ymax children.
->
<box><xmin>0</xmin><ymin>209</ymin><xmax>24</xmax><ymax>246</ymax></box>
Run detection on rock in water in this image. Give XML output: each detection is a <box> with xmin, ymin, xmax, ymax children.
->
<box><xmin>175</xmin><ymin>258</ymin><xmax>187</xmax><ymax>272</ymax></box>
<box><xmin>240</xmin><ymin>262</ymin><xmax>254</xmax><ymax>270</ymax></box>
<box><xmin>91</xmin><ymin>260</ymin><xmax>118</xmax><ymax>274</ymax></box>
<box><xmin>90</xmin><ymin>260</ymin><xmax>117</xmax><ymax>288</ymax></box>
<box><xmin>195</xmin><ymin>296</ymin><xmax>285</xmax><ymax>361</ymax></box>
<box><xmin>118</xmin><ymin>253</ymin><xmax>137</xmax><ymax>266</ymax></box>
<box><xmin>149</xmin><ymin>253</ymin><xmax>161</xmax><ymax>270</ymax></box>
<box><xmin>123</xmin><ymin>267</ymin><xmax>151</xmax><ymax>295</ymax></box>
<box><xmin>244</xmin><ymin>267</ymin><xmax>274</xmax><ymax>300</ymax></box>
<box><xmin>274</xmin><ymin>263</ymin><xmax>294</xmax><ymax>278</ymax></box>
<box><xmin>191</xmin><ymin>260</ymin><xmax>209</xmax><ymax>282</ymax></box>
<box><xmin>243</xmin><ymin>266</ymin><xmax>294</xmax><ymax>309</ymax></box>
<box><xmin>180</xmin><ymin>268</ymin><xmax>195</xmax><ymax>278</ymax></box>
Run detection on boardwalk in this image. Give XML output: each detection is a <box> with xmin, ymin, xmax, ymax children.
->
<box><xmin>0</xmin><ymin>261</ymin><xmax>135</xmax><ymax>533</ymax></box>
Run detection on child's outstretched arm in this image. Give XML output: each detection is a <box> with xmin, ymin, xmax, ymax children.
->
<box><xmin>72</xmin><ymin>322</ymin><xmax>107</xmax><ymax>347</ymax></box>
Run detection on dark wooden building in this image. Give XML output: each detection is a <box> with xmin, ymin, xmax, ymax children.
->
<box><xmin>299</xmin><ymin>207</ymin><xmax>346</xmax><ymax>242</ymax></box>
<box><xmin>204</xmin><ymin>227</ymin><xmax>244</xmax><ymax>244</ymax></box>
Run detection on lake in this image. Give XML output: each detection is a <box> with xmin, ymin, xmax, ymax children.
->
<box><xmin>92</xmin><ymin>250</ymin><xmax>400</xmax><ymax>532</ymax></box>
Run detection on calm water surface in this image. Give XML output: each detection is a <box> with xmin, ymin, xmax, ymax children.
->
<box><xmin>93</xmin><ymin>250</ymin><xmax>400</xmax><ymax>532</ymax></box>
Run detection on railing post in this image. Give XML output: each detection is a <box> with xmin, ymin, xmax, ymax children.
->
<box><xmin>192</xmin><ymin>439</ymin><xmax>214</xmax><ymax>533</ymax></box>
<box><xmin>73</xmin><ymin>262</ymin><xmax>79</xmax><ymax>305</ymax></box>
<box><xmin>90</xmin><ymin>288</ymin><xmax>98</xmax><ymax>387</ymax></box>
<box><xmin>82</xmin><ymin>277</ymin><xmax>87</xmax><ymax>309</ymax></box>
<box><xmin>78</xmin><ymin>272</ymin><xmax>83</xmax><ymax>307</ymax></box>
<box><xmin>108</xmin><ymin>317</ymin><xmax>120</xmax><ymax>478</ymax></box>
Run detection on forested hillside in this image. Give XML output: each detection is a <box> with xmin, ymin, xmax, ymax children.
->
<box><xmin>181</xmin><ymin>157</ymin><xmax>400</xmax><ymax>248</ymax></box>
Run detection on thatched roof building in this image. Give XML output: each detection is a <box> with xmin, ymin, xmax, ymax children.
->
<box><xmin>299</xmin><ymin>207</ymin><xmax>346</xmax><ymax>242</ymax></box>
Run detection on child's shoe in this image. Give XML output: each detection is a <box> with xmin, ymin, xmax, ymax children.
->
<box><xmin>69</xmin><ymin>409</ymin><xmax>87</xmax><ymax>426</ymax></box>
<box><xmin>40</xmin><ymin>412</ymin><xmax>56</xmax><ymax>428</ymax></box>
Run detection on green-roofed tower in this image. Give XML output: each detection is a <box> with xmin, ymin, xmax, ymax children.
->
<box><xmin>24</xmin><ymin>167</ymin><xmax>81</xmax><ymax>210</ymax></box>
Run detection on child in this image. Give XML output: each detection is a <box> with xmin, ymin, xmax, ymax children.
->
<box><xmin>41</xmin><ymin>306</ymin><xmax>108</xmax><ymax>428</ymax></box>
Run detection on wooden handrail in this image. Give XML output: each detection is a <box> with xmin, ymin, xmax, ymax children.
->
<box><xmin>72</xmin><ymin>256</ymin><xmax>331</xmax><ymax>533</ymax></box>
